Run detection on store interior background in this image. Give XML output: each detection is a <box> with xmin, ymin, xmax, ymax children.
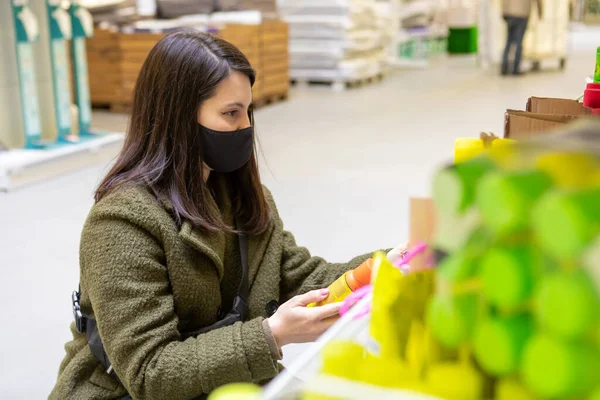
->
<box><xmin>1</xmin><ymin>0</ymin><xmax>599</xmax><ymax>398</ymax></box>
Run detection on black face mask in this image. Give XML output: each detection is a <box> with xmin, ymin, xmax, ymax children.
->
<box><xmin>199</xmin><ymin>124</ymin><xmax>254</xmax><ymax>173</ymax></box>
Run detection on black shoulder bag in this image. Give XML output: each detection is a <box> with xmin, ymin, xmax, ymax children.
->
<box><xmin>72</xmin><ymin>230</ymin><xmax>250</xmax><ymax>379</ymax></box>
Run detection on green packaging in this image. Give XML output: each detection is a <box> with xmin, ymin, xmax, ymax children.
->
<box><xmin>476</xmin><ymin>170</ymin><xmax>553</xmax><ymax>236</ymax></box>
<box><xmin>426</xmin><ymin>293</ymin><xmax>478</xmax><ymax>349</ymax></box>
<box><xmin>480</xmin><ymin>247</ymin><xmax>539</xmax><ymax>310</ymax></box>
<box><xmin>521</xmin><ymin>334</ymin><xmax>600</xmax><ymax>398</ymax></box>
<box><xmin>473</xmin><ymin>315</ymin><xmax>534</xmax><ymax>376</ymax></box>
<box><xmin>433</xmin><ymin>158</ymin><xmax>495</xmax><ymax>216</ymax></box>
<box><xmin>532</xmin><ymin>188</ymin><xmax>600</xmax><ymax>260</ymax></box>
<box><xmin>535</xmin><ymin>269</ymin><xmax>600</xmax><ymax>340</ymax></box>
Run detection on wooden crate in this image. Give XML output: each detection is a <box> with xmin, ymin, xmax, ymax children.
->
<box><xmin>87</xmin><ymin>31</ymin><xmax>166</xmax><ymax>108</ymax></box>
<box><xmin>86</xmin><ymin>24</ymin><xmax>288</xmax><ymax>111</ymax></box>
<box><xmin>217</xmin><ymin>24</ymin><xmax>263</xmax><ymax>101</ymax></box>
<box><xmin>86</xmin><ymin>30</ymin><xmax>127</xmax><ymax>106</ymax></box>
<box><xmin>258</xmin><ymin>20</ymin><xmax>289</xmax><ymax>100</ymax></box>
<box><xmin>119</xmin><ymin>32</ymin><xmax>166</xmax><ymax>103</ymax></box>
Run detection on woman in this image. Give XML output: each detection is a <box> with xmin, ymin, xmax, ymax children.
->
<box><xmin>501</xmin><ymin>0</ymin><xmax>542</xmax><ymax>76</ymax></box>
<box><xmin>50</xmin><ymin>31</ymin><xmax>401</xmax><ymax>400</ymax></box>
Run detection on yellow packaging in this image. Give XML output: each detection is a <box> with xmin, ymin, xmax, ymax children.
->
<box><xmin>454</xmin><ymin>135</ymin><xmax>517</xmax><ymax>164</ymax></box>
<box><xmin>425</xmin><ymin>363</ymin><xmax>484</xmax><ymax>400</ymax></box>
<box><xmin>536</xmin><ymin>152</ymin><xmax>600</xmax><ymax>189</ymax></box>
<box><xmin>455</xmin><ymin>138</ymin><xmax>485</xmax><ymax>164</ymax></box>
<box><xmin>368</xmin><ymin>252</ymin><xmax>434</xmax><ymax>360</ymax></box>
<box><xmin>307</xmin><ymin>273</ymin><xmax>353</xmax><ymax>307</ymax></box>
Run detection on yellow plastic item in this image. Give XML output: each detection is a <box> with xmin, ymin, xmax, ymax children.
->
<box><xmin>406</xmin><ymin>321</ymin><xmax>430</xmax><ymax>379</ymax></box>
<box><xmin>369</xmin><ymin>252</ymin><xmax>434</xmax><ymax>360</ymax></box>
<box><xmin>207</xmin><ymin>383</ymin><xmax>261</xmax><ymax>400</ymax></box>
<box><xmin>454</xmin><ymin>136</ymin><xmax>516</xmax><ymax>164</ymax></box>
<box><xmin>455</xmin><ymin>138</ymin><xmax>485</xmax><ymax>164</ymax></box>
<box><xmin>488</xmin><ymin>140</ymin><xmax>521</xmax><ymax>169</ymax></box>
<box><xmin>426</xmin><ymin>363</ymin><xmax>484</xmax><ymax>400</ymax></box>
<box><xmin>307</xmin><ymin>275</ymin><xmax>353</xmax><ymax>308</ymax></box>
<box><xmin>301</xmin><ymin>392</ymin><xmax>342</xmax><ymax>400</ymax></box>
<box><xmin>491</xmin><ymin>138</ymin><xmax>517</xmax><ymax>149</ymax></box>
<box><xmin>495</xmin><ymin>378</ymin><xmax>537</xmax><ymax>400</ymax></box>
<box><xmin>536</xmin><ymin>152</ymin><xmax>600</xmax><ymax>189</ymax></box>
<box><xmin>308</xmin><ymin>259</ymin><xmax>374</xmax><ymax>307</ymax></box>
<box><xmin>359</xmin><ymin>354</ymin><xmax>412</xmax><ymax>389</ymax></box>
<box><xmin>321</xmin><ymin>340</ymin><xmax>365</xmax><ymax>381</ymax></box>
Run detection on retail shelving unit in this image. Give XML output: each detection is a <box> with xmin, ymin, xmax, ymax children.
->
<box><xmin>379</xmin><ymin>0</ymin><xmax>448</xmax><ymax>69</ymax></box>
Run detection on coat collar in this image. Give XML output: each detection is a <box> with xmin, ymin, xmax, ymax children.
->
<box><xmin>159</xmin><ymin>178</ymin><xmax>228</xmax><ymax>280</ymax></box>
<box><xmin>160</xmin><ymin>176</ymin><xmax>267</xmax><ymax>286</ymax></box>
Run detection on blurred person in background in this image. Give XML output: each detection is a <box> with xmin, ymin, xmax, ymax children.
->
<box><xmin>49</xmin><ymin>31</ymin><xmax>404</xmax><ymax>400</ymax></box>
<box><xmin>501</xmin><ymin>0</ymin><xmax>543</xmax><ymax>76</ymax></box>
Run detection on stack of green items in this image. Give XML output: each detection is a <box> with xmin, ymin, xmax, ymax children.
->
<box><xmin>427</xmin><ymin>131</ymin><xmax>600</xmax><ymax>399</ymax></box>
<box><xmin>304</xmin><ymin>125</ymin><xmax>600</xmax><ymax>400</ymax></box>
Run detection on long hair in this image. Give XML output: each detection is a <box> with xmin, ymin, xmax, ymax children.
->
<box><xmin>95</xmin><ymin>31</ymin><xmax>271</xmax><ymax>234</ymax></box>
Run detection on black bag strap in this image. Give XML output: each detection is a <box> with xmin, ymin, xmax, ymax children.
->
<box><xmin>237</xmin><ymin>231</ymin><xmax>249</xmax><ymax>302</ymax></box>
<box><xmin>181</xmin><ymin>223</ymin><xmax>249</xmax><ymax>338</ymax></box>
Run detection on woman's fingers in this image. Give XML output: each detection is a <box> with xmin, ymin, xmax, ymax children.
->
<box><xmin>387</xmin><ymin>242</ymin><xmax>408</xmax><ymax>263</ymax></box>
<box><xmin>293</xmin><ymin>289</ymin><xmax>330</xmax><ymax>307</ymax></box>
<box><xmin>311</xmin><ymin>302</ymin><xmax>342</xmax><ymax>320</ymax></box>
<box><xmin>319</xmin><ymin>314</ymin><xmax>341</xmax><ymax>330</ymax></box>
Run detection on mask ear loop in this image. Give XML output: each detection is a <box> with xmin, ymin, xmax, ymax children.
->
<box><xmin>339</xmin><ymin>242</ymin><xmax>429</xmax><ymax>319</ymax></box>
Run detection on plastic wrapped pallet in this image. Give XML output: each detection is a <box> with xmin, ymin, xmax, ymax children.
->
<box><xmin>156</xmin><ymin>0</ymin><xmax>215</xmax><ymax>18</ymax></box>
<box><xmin>84</xmin><ymin>0</ymin><xmax>154</xmax><ymax>24</ymax></box>
<box><xmin>280</xmin><ymin>0</ymin><xmax>387</xmax><ymax>84</ymax></box>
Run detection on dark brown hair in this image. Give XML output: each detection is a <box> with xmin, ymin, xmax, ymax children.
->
<box><xmin>96</xmin><ymin>31</ymin><xmax>271</xmax><ymax>234</ymax></box>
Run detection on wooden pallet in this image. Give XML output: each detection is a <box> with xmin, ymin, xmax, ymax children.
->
<box><xmin>291</xmin><ymin>73</ymin><xmax>385</xmax><ymax>91</ymax></box>
<box><xmin>92</xmin><ymin>102</ymin><xmax>132</xmax><ymax>114</ymax></box>
<box><xmin>254</xmin><ymin>92</ymin><xmax>289</xmax><ymax>108</ymax></box>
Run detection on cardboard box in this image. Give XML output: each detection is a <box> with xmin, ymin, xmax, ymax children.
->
<box><xmin>526</xmin><ymin>97</ymin><xmax>591</xmax><ymax>116</ymax></box>
<box><xmin>408</xmin><ymin>198</ymin><xmax>436</xmax><ymax>272</ymax></box>
<box><xmin>504</xmin><ymin>110</ymin><xmax>580</xmax><ymax>139</ymax></box>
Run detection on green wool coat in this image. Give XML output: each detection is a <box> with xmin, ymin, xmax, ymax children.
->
<box><xmin>50</xmin><ymin>176</ymin><xmax>372</xmax><ymax>400</ymax></box>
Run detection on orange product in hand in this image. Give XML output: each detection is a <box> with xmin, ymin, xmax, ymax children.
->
<box><xmin>308</xmin><ymin>258</ymin><xmax>374</xmax><ymax>307</ymax></box>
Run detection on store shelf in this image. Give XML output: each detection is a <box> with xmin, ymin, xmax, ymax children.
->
<box><xmin>301</xmin><ymin>375</ymin><xmax>442</xmax><ymax>400</ymax></box>
<box><xmin>263</xmin><ymin>294</ymin><xmax>373</xmax><ymax>399</ymax></box>
<box><xmin>0</xmin><ymin>132</ymin><xmax>123</xmax><ymax>191</ymax></box>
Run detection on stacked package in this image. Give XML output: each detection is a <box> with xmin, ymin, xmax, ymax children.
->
<box><xmin>240</xmin><ymin>0</ymin><xmax>278</xmax><ymax>16</ymax></box>
<box><xmin>84</xmin><ymin>0</ymin><xmax>152</xmax><ymax>24</ymax></box>
<box><xmin>279</xmin><ymin>0</ymin><xmax>388</xmax><ymax>83</ymax></box>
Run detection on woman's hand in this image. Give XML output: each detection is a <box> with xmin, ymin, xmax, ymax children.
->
<box><xmin>387</xmin><ymin>242</ymin><xmax>408</xmax><ymax>264</ymax></box>
<box><xmin>267</xmin><ymin>289</ymin><xmax>342</xmax><ymax>347</ymax></box>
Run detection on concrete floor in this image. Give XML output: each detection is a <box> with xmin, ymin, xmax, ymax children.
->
<box><xmin>0</xmin><ymin>53</ymin><xmax>596</xmax><ymax>398</ymax></box>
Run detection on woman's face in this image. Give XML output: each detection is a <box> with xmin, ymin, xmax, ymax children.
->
<box><xmin>197</xmin><ymin>70</ymin><xmax>253</xmax><ymax>131</ymax></box>
<box><xmin>197</xmin><ymin>70</ymin><xmax>253</xmax><ymax>181</ymax></box>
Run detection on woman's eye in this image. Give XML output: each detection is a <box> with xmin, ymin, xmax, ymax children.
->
<box><xmin>224</xmin><ymin>110</ymin><xmax>238</xmax><ymax>117</ymax></box>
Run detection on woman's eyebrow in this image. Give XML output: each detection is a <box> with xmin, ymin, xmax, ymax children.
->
<box><xmin>226</xmin><ymin>102</ymin><xmax>245</xmax><ymax>108</ymax></box>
